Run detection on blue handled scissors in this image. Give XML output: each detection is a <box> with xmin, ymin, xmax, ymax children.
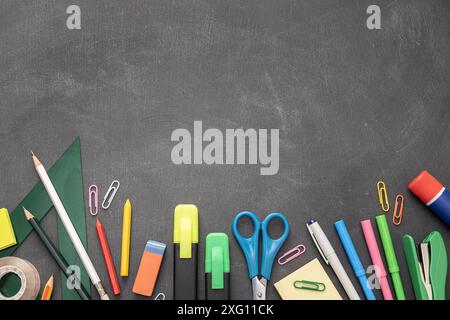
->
<box><xmin>232</xmin><ymin>211</ymin><xmax>289</xmax><ymax>300</ymax></box>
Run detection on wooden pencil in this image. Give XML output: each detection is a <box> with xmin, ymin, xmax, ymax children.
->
<box><xmin>41</xmin><ymin>275</ymin><xmax>54</xmax><ymax>300</ymax></box>
<box><xmin>24</xmin><ymin>208</ymin><xmax>91</xmax><ymax>300</ymax></box>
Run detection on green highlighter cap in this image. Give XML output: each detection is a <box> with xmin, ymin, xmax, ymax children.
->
<box><xmin>205</xmin><ymin>233</ymin><xmax>230</xmax><ymax>289</ymax></box>
<box><xmin>375</xmin><ymin>214</ymin><xmax>406</xmax><ymax>300</ymax></box>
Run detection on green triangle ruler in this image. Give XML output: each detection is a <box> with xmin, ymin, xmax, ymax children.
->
<box><xmin>0</xmin><ymin>138</ymin><xmax>91</xmax><ymax>299</ymax></box>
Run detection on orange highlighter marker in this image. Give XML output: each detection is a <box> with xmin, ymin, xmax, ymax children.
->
<box><xmin>133</xmin><ymin>240</ymin><xmax>166</xmax><ymax>297</ymax></box>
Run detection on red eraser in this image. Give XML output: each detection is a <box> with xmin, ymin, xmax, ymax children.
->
<box><xmin>408</xmin><ymin>170</ymin><xmax>443</xmax><ymax>204</ymax></box>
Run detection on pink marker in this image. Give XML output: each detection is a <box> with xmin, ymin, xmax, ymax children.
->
<box><xmin>360</xmin><ymin>219</ymin><xmax>393</xmax><ymax>300</ymax></box>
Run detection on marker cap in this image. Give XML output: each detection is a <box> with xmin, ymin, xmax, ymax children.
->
<box><xmin>173</xmin><ymin>204</ymin><xmax>199</xmax><ymax>258</ymax></box>
<box><xmin>205</xmin><ymin>233</ymin><xmax>230</xmax><ymax>289</ymax></box>
<box><xmin>408</xmin><ymin>170</ymin><xmax>443</xmax><ymax>204</ymax></box>
<box><xmin>375</xmin><ymin>215</ymin><xmax>400</xmax><ymax>273</ymax></box>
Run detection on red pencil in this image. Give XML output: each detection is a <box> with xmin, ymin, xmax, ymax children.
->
<box><xmin>96</xmin><ymin>219</ymin><xmax>121</xmax><ymax>295</ymax></box>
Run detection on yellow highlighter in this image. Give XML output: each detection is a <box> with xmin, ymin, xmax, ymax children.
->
<box><xmin>120</xmin><ymin>199</ymin><xmax>132</xmax><ymax>277</ymax></box>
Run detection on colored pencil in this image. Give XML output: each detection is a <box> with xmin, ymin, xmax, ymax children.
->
<box><xmin>96</xmin><ymin>219</ymin><xmax>121</xmax><ymax>295</ymax></box>
<box><xmin>120</xmin><ymin>199</ymin><xmax>132</xmax><ymax>277</ymax></box>
<box><xmin>24</xmin><ymin>208</ymin><xmax>91</xmax><ymax>300</ymax></box>
<box><xmin>41</xmin><ymin>275</ymin><xmax>54</xmax><ymax>300</ymax></box>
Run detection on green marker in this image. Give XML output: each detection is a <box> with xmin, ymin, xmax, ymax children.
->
<box><xmin>375</xmin><ymin>214</ymin><xmax>406</xmax><ymax>300</ymax></box>
<box><xmin>205</xmin><ymin>233</ymin><xmax>230</xmax><ymax>300</ymax></box>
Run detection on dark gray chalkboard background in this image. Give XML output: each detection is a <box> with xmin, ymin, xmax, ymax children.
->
<box><xmin>0</xmin><ymin>0</ymin><xmax>449</xmax><ymax>300</ymax></box>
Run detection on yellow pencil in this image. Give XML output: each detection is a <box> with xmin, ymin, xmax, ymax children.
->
<box><xmin>41</xmin><ymin>275</ymin><xmax>54</xmax><ymax>300</ymax></box>
<box><xmin>120</xmin><ymin>199</ymin><xmax>132</xmax><ymax>277</ymax></box>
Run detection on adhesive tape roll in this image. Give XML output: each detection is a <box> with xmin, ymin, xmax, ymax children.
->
<box><xmin>0</xmin><ymin>257</ymin><xmax>40</xmax><ymax>300</ymax></box>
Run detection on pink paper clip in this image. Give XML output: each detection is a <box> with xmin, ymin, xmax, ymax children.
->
<box><xmin>88</xmin><ymin>185</ymin><xmax>99</xmax><ymax>216</ymax></box>
<box><xmin>278</xmin><ymin>244</ymin><xmax>306</xmax><ymax>265</ymax></box>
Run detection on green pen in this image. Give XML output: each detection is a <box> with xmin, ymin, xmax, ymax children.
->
<box><xmin>375</xmin><ymin>214</ymin><xmax>406</xmax><ymax>300</ymax></box>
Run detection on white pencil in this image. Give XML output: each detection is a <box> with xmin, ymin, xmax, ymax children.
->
<box><xmin>31</xmin><ymin>151</ymin><xmax>109</xmax><ymax>300</ymax></box>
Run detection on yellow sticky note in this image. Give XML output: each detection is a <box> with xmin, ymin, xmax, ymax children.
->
<box><xmin>0</xmin><ymin>208</ymin><xmax>17</xmax><ymax>251</ymax></box>
<box><xmin>274</xmin><ymin>258</ymin><xmax>342</xmax><ymax>300</ymax></box>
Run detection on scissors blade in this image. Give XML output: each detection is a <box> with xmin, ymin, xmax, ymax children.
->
<box><xmin>251</xmin><ymin>277</ymin><xmax>267</xmax><ymax>300</ymax></box>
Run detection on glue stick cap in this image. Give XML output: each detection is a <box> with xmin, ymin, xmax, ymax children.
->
<box><xmin>408</xmin><ymin>170</ymin><xmax>444</xmax><ymax>205</ymax></box>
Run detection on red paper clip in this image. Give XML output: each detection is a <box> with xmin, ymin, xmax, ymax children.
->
<box><xmin>392</xmin><ymin>195</ymin><xmax>404</xmax><ymax>226</ymax></box>
<box><xmin>278</xmin><ymin>244</ymin><xmax>306</xmax><ymax>265</ymax></box>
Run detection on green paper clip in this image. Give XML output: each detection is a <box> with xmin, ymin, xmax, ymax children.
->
<box><xmin>294</xmin><ymin>280</ymin><xmax>326</xmax><ymax>291</ymax></box>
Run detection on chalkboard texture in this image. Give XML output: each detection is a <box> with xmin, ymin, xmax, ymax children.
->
<box><xmin>0</xmin><ymin>0</ymin><xmax>449</xmax><ymax>300</ymax></box>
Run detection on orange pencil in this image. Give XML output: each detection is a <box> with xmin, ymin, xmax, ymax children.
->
<box><xmin>41</xmin><ymin>275</ymin><xmax>54</xmax><ymax>300</ymax></box>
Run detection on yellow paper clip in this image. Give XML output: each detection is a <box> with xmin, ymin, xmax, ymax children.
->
<box><xmin>294</xmin><ymin>280</ymin><xmax>326</xmax><ymax>292</ymax></box>
<box><xmin>392</xmin><ymin>195</ymin><xmax>404</xmax><ymax>226</ymax></box>
<box><xmin>377</xmin><ymin>181</ymin><xmax>389</xmax><ymax>212</ymax></box>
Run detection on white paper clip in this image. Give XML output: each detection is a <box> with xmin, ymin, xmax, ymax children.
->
<box><xmin>88</xmin><ymin>185</ymin><xmax>98</xmax><ymax>216</ymax></box>
<box><xmin>278</xmin><ymin>244</ymin><xmax>306</xmax><ymax>265</ymax></box>
<box><xmin>154</xmin><ymin>293</ymin><xmax>165</xmax><ymax>300</ymax></box>
<box><xmin>101</xmin><ymin>180</ymin><xmax>120</xmax><ymax>210</ymax></box>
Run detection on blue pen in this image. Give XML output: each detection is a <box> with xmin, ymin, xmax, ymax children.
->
<box><xmin>334</xmin><ymin>219</ymin><xmax>376</xmax><ymax>300</ymax></box>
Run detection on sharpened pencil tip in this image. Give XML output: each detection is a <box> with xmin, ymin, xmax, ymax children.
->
<box><xmin>23</xmin><ymin>207</ymin><xmax>34</xmax><ymax>220</ymax></box>
<box><xmin>124</xmin><ymin>198</ymin><xmax>132</xmax><ymax>210</ymax></box>
<box><xmin>31</xmin><ymin>151</ymin><xmax>41</xmax><ymax>167</ymax></box>
<box><xmin>46</xmin><ymin>275</ymin><xmax>54</xmax><ymax>286</ymax></box>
